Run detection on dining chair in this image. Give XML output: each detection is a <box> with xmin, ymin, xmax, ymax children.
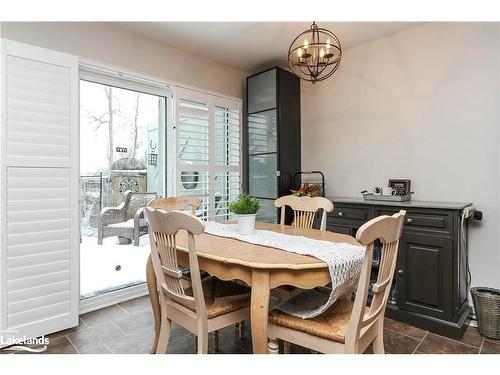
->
<box><xmin>274</xmin><ymin>195</ymin><xmax>334</xmax><ymax>231</ymax></box>
<box><xmin>146</xmin><ymin>197</ymin><xmax>245</xmax><ymax>352</ymax></box>
<box><xmin>147</xmin><ymin>196</ymin><xmax>202</xmax><ymax>352</ymax></box>
<box><xmin>267</xmin><ymin>210</ymin><xmax>406</xmax><ymax>354</ymax></box>
<box><xmin>145</xmin><ymin>208</ymin><xmax>251</xmax><ymax>354</ymax></box>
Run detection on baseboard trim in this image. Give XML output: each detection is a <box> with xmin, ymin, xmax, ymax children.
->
<box><xmin>79</xmin><ymin>283</ymin><xmax>149</xmax><ymax>315</ymax></box>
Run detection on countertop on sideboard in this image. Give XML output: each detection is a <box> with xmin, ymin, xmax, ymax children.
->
<box><xmin>326</xmin><ymin>196</ymin><xmax>472</xmax><ymax>210</ymax></box>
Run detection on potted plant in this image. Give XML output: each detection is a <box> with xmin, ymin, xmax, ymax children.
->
<box><xmin>228</xmin><ymin>194</ymin><xmax>260</xmax><ymax>235</ymax></box>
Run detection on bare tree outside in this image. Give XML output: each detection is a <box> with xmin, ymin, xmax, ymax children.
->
<box><xmin>131</xmin><ymin>93</ymin><xmax>140</xmax><ymax>159</ymax></box>
<box><xmin>84</xmin><ymin>86</ymin><xmax>120</xmax><ymax>170</ymax></box>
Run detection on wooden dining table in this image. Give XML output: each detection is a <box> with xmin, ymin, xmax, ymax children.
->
<box><xmin>146</xmin><ymin>222</ymin><xmax>362</xmax><ymax>354</ymax></box>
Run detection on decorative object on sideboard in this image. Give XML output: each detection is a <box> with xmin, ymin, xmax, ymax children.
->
<box><xmin>291</xmin><ymin>171</ymin><xmax>326</xmax><ymax>197</ymax></box>
<box><xmin>288</xmin><ymin>22</ymin><xmax>342</xmax><ymax>84</ymax></box>
<box><xmin>290</xmin><ymin>182</ymin><xmax>322</xmax><ymax>197</ymax></box>
<box><xmin>361</xmin><ymin>179</ymin><xmax>413</xmax><ymax>202</ymax></box>
<box><xmin>382</xmin><ymin>187</ymin><xmax>396</xmax><ymax>196</ymax></box>
<box><xmin>228</xmin><ymin>194</ymin><xmax>261</xmax><ymax>235</ymax></box>
<box><xmin>388</xmin><ymin>179</ymin><xmax>412</xmax><ymax>196</ymax></box>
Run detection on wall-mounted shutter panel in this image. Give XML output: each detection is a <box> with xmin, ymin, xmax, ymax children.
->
<box><xmin>0</xmin><ymin>39</ymin><xmax>79</xmax><ymax>345</ymax></box>
<box><xmin>175</xmin><ymin>88</ymin><xmax>241</xmax><ymax>221</ymax></box>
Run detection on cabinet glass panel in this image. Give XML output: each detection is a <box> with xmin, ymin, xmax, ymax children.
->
<box><xmin>248</xmin><ymin>153</ymin><xmax>277</xmax><ymax>198</ymax></box>
<box><xmin>256</xmin><ymin>198</ymin><xmax>277</xmax><ymax>223</ymax></box>
<box><xmin>248</xmin><ymin>109</ymin><xmax>277</xmax><ymax>154</ymax></box>
<box><xmin>247</xmin><ymin>69</ymin><xmax>276</xmax><ymax>113</ymax></box>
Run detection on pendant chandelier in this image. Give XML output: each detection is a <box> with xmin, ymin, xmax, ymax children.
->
<box><xmin>288</xmin><ymin>22</ymin><xmax>342</xmax><ymax>84</ymax></box>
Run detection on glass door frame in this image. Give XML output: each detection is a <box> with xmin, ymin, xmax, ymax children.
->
<box><xmin>78</xmin><ymin>63</ymin><xmax>173</xmax><ymax>313</ymax></box>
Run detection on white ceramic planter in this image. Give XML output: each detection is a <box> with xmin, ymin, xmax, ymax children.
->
<box><xmin>236</xmin><ymin>214</ymin><xmax>256</xmax><ymax>235</ymax></box>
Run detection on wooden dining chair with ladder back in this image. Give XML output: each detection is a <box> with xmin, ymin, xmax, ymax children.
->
<box><xmin>145</xmin><ymin>208</ymin><xmax>251</xmax><ymax>354</ymax></box>
<box><xmin>267</xmin><ymin>210</ymin><xmax>406</xmax><ymax>354</ymax></box>
<box><xmin>272</xmin><ymin>195</ymin><xmax>335</xmax><ymax>310</ymax></box>
<box><xmin>274</xmin><ymin>195</ymin><xmax>334</xmax><ymax>231</ymax></box>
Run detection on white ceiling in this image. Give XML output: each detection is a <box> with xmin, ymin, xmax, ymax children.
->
<box><xmin>116</xmin><ymin>22</ymin><xmax>420</xmax><ymax>72</ymax></box>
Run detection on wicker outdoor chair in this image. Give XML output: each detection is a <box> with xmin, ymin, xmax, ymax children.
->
<box><xmin>97</xmin><ymin>190</ymin><xmax>157</xmax><ymax>246</ymax></box>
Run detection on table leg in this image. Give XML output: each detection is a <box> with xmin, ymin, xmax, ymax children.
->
<box><xmin>250</xmin><ymin>269</ymin><xmax>271</xmax><ymax>354</ymax></box>
<box><xmin>146</xmin><ymin>255</ymin><xmax>160</xmax><ymax>354</ymax></box>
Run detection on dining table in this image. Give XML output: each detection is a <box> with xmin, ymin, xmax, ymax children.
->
<box><xmin>146</xmin><ymin>222</ymin><xmax>362</xmax><ymax>354</ymax></box>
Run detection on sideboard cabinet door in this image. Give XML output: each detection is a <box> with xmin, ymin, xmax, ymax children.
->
<box><xmin>397</xmin><ymin>234</ymin><xmax>453</xmax><ymax>321</ymax></box>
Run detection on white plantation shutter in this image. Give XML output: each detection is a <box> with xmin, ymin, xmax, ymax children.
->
<box><xmin>214</xmin><ymin>100</ymin><xmax>241</xmax><ymax>221</ymax></box>
<box><xmin>0</xmin><ymin>40</ymin><xmax>79</xmax><ymax>345</ymax></box>
<box><xmin>175</xmin><ymin>88</ymin><xmax>241</xmax><ymax>220</ymax></box>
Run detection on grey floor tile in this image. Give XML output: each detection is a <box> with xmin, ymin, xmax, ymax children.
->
<box><xmin>113</xmin><ymin>309</ymin><xmax>154</xmax><ymax>334</ymax></box>
<box><xmin>459</xmin><ymin>325</ymin><xmax>484</xmax><ymax>348</ymax></box>
<box><xmin>170</xmin><ymin>322</ymin><xmax>192</xmax><ymax>340</ymax></box>
<box><xmin>383</xmin><ymin>328</ymin><xmax>420</xmax><ymax>354</ymax></box>
<box><xmin>480</xmin><ymin>339</ymin><xmax>500</xmax><ymax>354</ymax></box>
<box><xmin>384</xmin><ymin>318</ymin><xmax>427</xmax><ymax>340</ymax></box>
<box><xmin>48</xmin><ymin>318</ymin><xmax>88</xmax><ymax>340</ymax></box>
<box><xmin>417</xmin><ymin>333</ymin><xmax>479</xmax><ymax>354</ymax></box>
<box><xmin>67</xmin><ymin>321</ymin><xmax>126</xmax><ymax>352</ymax></box>
<box><xmin>215</xmin><ymin>340</ymin><xmax>251</xmax><ymax>354</ymax></box>
<box><xmin>105</xmin><ymin>327</ymin><xmax>155</xmax><ymax>354</ymax></box>
<box><xmin>166</xmin><ymin>334</ymin><xmax>197</xmax><ymax>354</ymax></box>
<box><xmin>118</xmin><ymin>295</ymin><xmax>152</xmax><ymax>314</ymax></box>
<box><xmin>80</xmin><ymin>305</ymin><xmax>128</xmax><ymax>327</ymax></box>
<box><xmin>78</xmin><ymin>343</ymin><xmax>113</xmax><ymax>354</ymax></box>
<box><xmin>44</xmin><ymin>336</ymin><xmax>78</xmax><ymax>354</ymax></box>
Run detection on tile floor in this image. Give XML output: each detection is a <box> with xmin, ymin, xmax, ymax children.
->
<box><xmin>1</xmin><ymin>295</ymin><xmax>499</xmax><ymax>354</ymax></box>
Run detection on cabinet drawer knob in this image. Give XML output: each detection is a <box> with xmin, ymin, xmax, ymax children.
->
<box><xmin>338</xmin><ymin>211</ymin><xmax>344</xmax><ymax>217</ymax></box>
<box><xmin>397</xmin><ymin>269</ymin><xmax>404</xmax><ymax>276</ymax></box>
<box><xmin>406</xmin><ymin>218</ymin><xmax>413</xmax><ymax>224</ymax></box>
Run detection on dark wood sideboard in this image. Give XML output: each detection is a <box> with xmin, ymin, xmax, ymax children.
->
<box><xmin>324</xmin><ymin>197</ymin><xmax>473</xmax><ymax>339</ymax></box>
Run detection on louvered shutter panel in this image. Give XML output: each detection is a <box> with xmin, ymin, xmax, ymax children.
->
<box><xmin>175</xmin><ymin>88</ymin><xmax>211</xmax><ymax>219</ymax></box>
<box><xmin>214</xmin><ymin>98</ymin><xmax>241</xmax><ymax>221</ymax></box>
<box><xmin>0</xmin><ymin>40</ymin><xmax>79</xmax><ymax>345</ymax></box>
<box><xmin>175</xmin><ymin>88</ymin><xmax>241</xmax><ymax>220</ymax></box>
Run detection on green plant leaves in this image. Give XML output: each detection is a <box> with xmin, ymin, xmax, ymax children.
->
<box><xmin>228</xmin><ymin>194</ymin><xmax>260</xmax><ymax>215</ymax></box>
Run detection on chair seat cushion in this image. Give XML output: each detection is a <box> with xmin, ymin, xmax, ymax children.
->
<box><xmin>107</xmin><ymin>218</ymin><xmax>146</xmax><ymax>229</ymax></box>
<box><xmin>183</xmin><ymin>277</ymin><xmax>250</xmax><ymax>319</ymax></box>
<box><xmin>269</xmin><ymin>297</ymin><xmax>355</xmax><ymax>344</ymax></box>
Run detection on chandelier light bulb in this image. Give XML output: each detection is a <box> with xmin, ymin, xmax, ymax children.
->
<box><xmin>297</xmin><ymin>48</ymin><xmax>303</xmax><ymax>57</ymax></box>
<box><xmin>303</xmin><ymin>38</ymin><xmax>309</xmax><ymax>50</ymax></box>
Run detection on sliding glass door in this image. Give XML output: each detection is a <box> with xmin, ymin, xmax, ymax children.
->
<box><xmin>79</xmin><ymin>78</ymin><xmax>168</xmax><ymax>300</ymax></box>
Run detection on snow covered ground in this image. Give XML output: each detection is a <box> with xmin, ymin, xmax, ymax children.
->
<box><xmin>80</xmin><ymin>234</ymin><xmax>150</xmax><ymax>299</ymax></box>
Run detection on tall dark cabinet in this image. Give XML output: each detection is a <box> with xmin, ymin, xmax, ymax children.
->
<box><xmin>245</xmin><ymin>67</ymin><xmax>301</xmax><ymax>223</ymax></box>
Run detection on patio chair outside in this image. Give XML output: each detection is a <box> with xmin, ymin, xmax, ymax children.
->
<box><xmin>97</xmin><ymin>190</ymin><xmax>157</xmax><ymax>246</ymax></box>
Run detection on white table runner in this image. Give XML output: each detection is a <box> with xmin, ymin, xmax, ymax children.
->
<box><xmin>204</xmin><ymin>222</ymin><xmax>365</xmax><ymax>319</ymax></box>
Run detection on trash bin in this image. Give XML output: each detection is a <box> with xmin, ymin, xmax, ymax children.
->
<box><xmin>470</xmin><ymin>287</ymin><xmax>500</xmax><ymax>339</ymax></box>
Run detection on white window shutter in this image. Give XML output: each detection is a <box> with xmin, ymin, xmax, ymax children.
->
<box><xmin>213</xmin><ymin>97</ymin><xmax>241</xmax><ymax>221</ymax></box>
<box><xmin>174</xmin><ymin>88</ymin><xmax>241</xmax><ymax>221</ymax></box>
<box><xmin>175</xmin><ymin>88</ymin><xmax>211</xmax><ymax>219</ymax></box>
<box><xmin>0</xmin><ymin>39</ymin><xmax>79</xmax><ymax>345</ymax></box>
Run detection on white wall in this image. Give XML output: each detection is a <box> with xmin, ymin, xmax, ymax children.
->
<box><xmin>301</xmin><ymin>22</ymin><xmax>500</xmax><ymax>289</ymax></box>
<box><xmin>0</xmin><ymin>22</ymin><xmax>248</xmax><ymax>98</ymax></box>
